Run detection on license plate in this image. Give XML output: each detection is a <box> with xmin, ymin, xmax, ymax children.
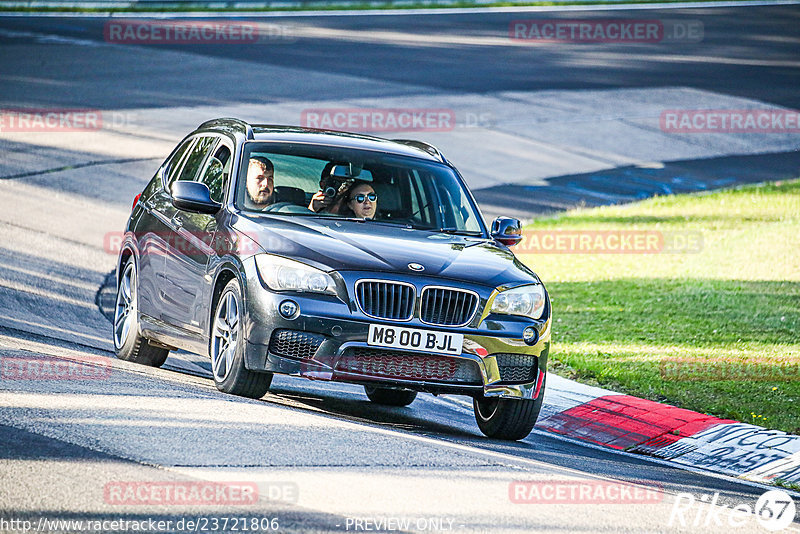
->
<box><xmin>367</xmin><ymin>324</ymin><xmax>463</xmax><ymax>355</ymax></box>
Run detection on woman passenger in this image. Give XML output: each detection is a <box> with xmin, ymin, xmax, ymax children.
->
<box><xmin>339</xmin><ymin>181</ymin><xmax>377</xmax><ymax>219</ymax></box>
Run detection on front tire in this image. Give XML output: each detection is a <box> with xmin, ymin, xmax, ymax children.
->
<box><xmin>210</xmin><ymin>280</ymin><xmax>272</xmax><ymax>399</ymax></box>
<box><xmin>473</xmin><ymin>376</ymin><xmax>545</xmax><ymax>440</ymax></box>
<box><xmin>113</xmin><ymin>258</ymin><xmax>168</xmax><ymax>367</ymax></box>
<box><xmin>364</xmin><ymin>386</ymin><xmax>417</xmax><ymax>406</ymax></box>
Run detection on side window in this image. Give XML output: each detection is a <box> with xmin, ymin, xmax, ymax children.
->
<box><xmin>173</xmin><ymin>136</ymin><xmax>216</xmax><ymax>188</ymax></box>
<box><xmin>164</xmin><ymin>138</ymin><xmax>195</xmax><ymax>188</ymax></box>
<box><xmin>198</xmin><ymin>142</ymin><xmax>232</xmax><ymax>204</ymax></box>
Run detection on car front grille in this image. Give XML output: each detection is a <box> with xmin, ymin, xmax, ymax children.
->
<box><xmin>495</xmin><ymin>353</ymin><xmax>538</xmax><ymax>383</ymax></box>
<box><xmin>420</xmin><ymin>287</ymin><xmax>479</xmax><ymax>326</ymax></box>
<box><xmin>356</xmin><ymin>280</ymin><xmax>415</xmax><ymax>321</ymax></box>
<box><xmin>335</xmin><ymin>347</ymin><xmax>482</xmax><ymax>384</ymax></box>
<box><xmin>268</xmin><ymin>329</ymin><xmax>325</xmax><ymax>360</ymax></box>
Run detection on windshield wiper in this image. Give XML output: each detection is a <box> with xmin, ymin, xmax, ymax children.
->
<box><xmin>313</xmin><ymin>218</ymin><xmax>482</xmax><ymax>235</ymax></box>
<box><xmin>328</xmin><ymin>218</ymin><xmax>422</xmax><ymax>230</ymax></box>
<box><xmin>369</xmin><ymin>220</ymin><xmax>419</xmax><ymax>229</ymax></box>
<box><xmin>438</xmin><ymin>228</ymin><xmax>484</xmax><ymax>236</ymax></box>
<box><xmin>332</xmin><ymin>217</ymin><xmax>369</xmax><ymax>223</ymax></box>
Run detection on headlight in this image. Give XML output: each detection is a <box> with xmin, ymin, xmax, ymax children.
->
<box><xmin>490</xmin><ymin>284</ymin><xmax>546</xmax><ymax>320</ymax></box>
<box><xmin>255</xmin><ymin>254</ymin><xmax>336</xmax><ymax>295</ymax></box>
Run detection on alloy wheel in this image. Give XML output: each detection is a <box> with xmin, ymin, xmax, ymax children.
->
<box><xmin>211</xmin><ymin>291</ymin><xmax>239</xmax><ymax>382</ymax></box>
<box><xmin>113</xmin><ymin>262</ymin><xmax>136</xmax><ymax>349</ymax></box>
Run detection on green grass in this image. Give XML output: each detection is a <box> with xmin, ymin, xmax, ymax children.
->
<box><xmin>0</xmin><ymin>0</ymin><xmax>759</xmax><ymax>13</ymax></box>
<box><xmin>517</xmin><ymin>179</ymin><xmax>800</xmax><ymax>434</ymax></box>
<box><xmin>774</xmin><ymin>479</ymin><xmax>800</xmax><ymax>492</ymax></box>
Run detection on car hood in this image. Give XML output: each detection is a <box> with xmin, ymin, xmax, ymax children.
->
<box><xmin>233</xmin><ymin>214</ymin><xmax>539</xmax><ymax>288</ymax></box>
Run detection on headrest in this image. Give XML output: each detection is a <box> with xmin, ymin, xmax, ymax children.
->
<box><xmin>372</xmin><ymin>182</ymin><xmax>400</xmax><ymax>212</ymax></box>
<box><xmin>274</xmin><ymin>186</ymin><xmax>306</xmax><ymax>206</ymax></box>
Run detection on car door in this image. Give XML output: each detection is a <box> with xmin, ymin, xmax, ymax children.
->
<box><xmin>159</xmin><ymin>135</ymin><xmax>220</xmax><ymax>334</ymax></box>
<box><xmin>175</xmin><ymin>138</ymin><xmax>234</xmax><ymax>336</ymax></box>
<box><xmin>135</xmin><ymin>137</ymin><xmax>195</xmax><ymax>323</ymax></box>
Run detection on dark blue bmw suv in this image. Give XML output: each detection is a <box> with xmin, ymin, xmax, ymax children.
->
<box><xmin>113</xmin><ymin>118</ymin><xmax>550</xmax><ymax>440</ymax></box>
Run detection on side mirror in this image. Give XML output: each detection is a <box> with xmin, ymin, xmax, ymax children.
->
<box><xmin>491</xmin><ymin>216</ymin><xmax>523</xmax><ymax>247</ymax></box>
<box><xmin>171</xmin><ymin>181</ymin><xmax>221</xmax><ymax>215</ymax></box>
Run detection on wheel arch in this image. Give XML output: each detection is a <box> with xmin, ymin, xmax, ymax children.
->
<box><xmin>116</xmin><ymin>240</ymin><xmax>139</xmax><ymax>287</ymax></box>
<box><xmin>209</xmin><ymin>264</ymin><xmax>243</xmax><ymax>335</ymax></box>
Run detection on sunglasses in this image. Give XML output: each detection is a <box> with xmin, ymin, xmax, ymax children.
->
<box><xmin>350</xmin><ymin>192</ymin><xmax>377</xmax><ymax>203</ymax></box>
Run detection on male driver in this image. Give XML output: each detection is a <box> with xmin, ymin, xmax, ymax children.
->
<box><xmin>245</xmin><ymin>156</ymin><xmax>275</xmax><ymax>208</ymax></box>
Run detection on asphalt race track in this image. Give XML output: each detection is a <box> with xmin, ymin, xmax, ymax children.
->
<box><xmin>1</xmin><ymin>4</ymin><xmax>799</xmax><ymax>532</ymax></box>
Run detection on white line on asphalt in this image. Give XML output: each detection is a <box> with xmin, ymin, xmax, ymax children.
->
<box><xmin>5</xmin><ymin>13</ymin><xmax>800</xmax><ymax>70</ymax></box>
<box><xmin>283</xmin><ymin>24</ymin><xmax>800</xmax><ymax>58</ymax></box>
<box><xmin>0</xmin><ymin>27</ymin><xmax>106</xmax><ymax>45</ymax></box>
<box><xmin>1</xmin><ymin>0</ymin><xmax>798</xmax><ymax>18</ymax></box>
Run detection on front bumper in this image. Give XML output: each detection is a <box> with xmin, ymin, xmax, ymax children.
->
<box><xmin>239</xmin><ymin>258</ymin><xmax>550</xmax><ymax>400</ymax></box>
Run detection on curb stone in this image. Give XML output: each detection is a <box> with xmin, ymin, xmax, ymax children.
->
<box><xmin>539</xmin><ymin>373</ymin><xmax>800</xmax><ymax>485</ymax></box>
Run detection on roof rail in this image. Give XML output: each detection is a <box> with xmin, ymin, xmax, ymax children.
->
<box><xmin>391</xmin><ymin>139</ymin><xmax>446</xmax><ymax>163</ymax></box>
<box><xmin>197</xmin><ymin>118</ymin><xmax>253</xmax><ymax>139</ymax></box>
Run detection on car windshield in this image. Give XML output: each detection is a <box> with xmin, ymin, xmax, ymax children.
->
<box><xmin>236</xmin><ymin>142</ymin><xmax>485</xmax><ymax>235</ymax></box>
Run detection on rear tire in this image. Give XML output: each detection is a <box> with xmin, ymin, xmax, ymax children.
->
<box><xmin>113</xmin><ymin>258</ymin><xmax>168</xmax><ymax>367</ymax></box>
<box><xmin>473</xmin><ymin>376</ymin><xmax>545</xmax><ymax>440</ymax></box>
<box><xmin>364</xmin><ymin>386</ymin><xmax>417</xmax><ymax>407</ymax></box>
<box><xmin>210</xmin><ymin>280</ymin><xmax>272</xmax><ymax>399</ymax></box>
